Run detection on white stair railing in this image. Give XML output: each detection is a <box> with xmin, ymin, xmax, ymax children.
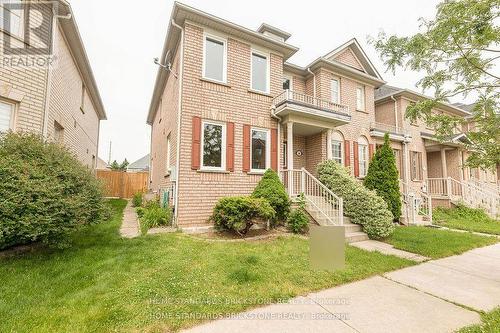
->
<box><xmin>426</xmin><ymin>177</ymin><xmax>500</xmax><ymax>218</ymax></box>
<box><xmin>280</xmin><ymin>168</ymin><xmax>344</xmax><ymax>226</ymax></box>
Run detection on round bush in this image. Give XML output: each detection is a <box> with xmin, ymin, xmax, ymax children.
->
<box><xmin>0</xmin><ymin>132</ymin><xmax>106</xmax><ymax>249</ymax></box>
<box><xmin>211</xmin><ymin>196</ymin><xmax>275</xmax><ymax>235</ymax></box>
<box><xmin>317</xmin><ymin>160</ymin><xmax>395</xmax><ymax>239</ymax></box>
<box><xmin>252</xmin><ymin>169</ymin><xmax>290</xmax><ymax>224</ymax></box>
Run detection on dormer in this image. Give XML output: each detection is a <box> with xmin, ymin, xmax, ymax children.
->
<box><xmin>257</xmin><ymin>23</ymin><xmax>291</xmax><ymax>43</ymax></box>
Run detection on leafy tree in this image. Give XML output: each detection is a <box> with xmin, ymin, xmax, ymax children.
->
<box><xmin>371</xmin><ymin>0</ymin><xmax>499</xmax><ymax>169</ymax></box>
<box><xmin>364</xmin><ymin>134</ymin><xmax>402</xmax><ymax>221</ymax></box>
<box><xmin>110</xmin><ymin>160</ymin><xmax>120</xmax><ymax>170</ymax></box>
<box><xmin>119</xmin><ymin>159</ymin><xmax>129</xmax><ymax>170</ymax></box>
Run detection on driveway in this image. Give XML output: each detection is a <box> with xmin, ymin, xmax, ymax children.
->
<box><xmin>183</xmin><ymin>243</ymin><xmax>500</xmax><ymax>333</ymax></box>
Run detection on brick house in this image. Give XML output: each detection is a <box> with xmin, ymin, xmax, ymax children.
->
<box><xmin>0</xmin><ymin>0</ymin><xmax>106</xmax><ymax>169</ymax></box>
<box><xmin>148</xmin><ymin>3</ymin><xmax>498</xmax><ymax>227</ymax></box>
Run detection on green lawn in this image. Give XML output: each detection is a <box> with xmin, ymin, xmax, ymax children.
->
<box><xmin>0</xmin><ymin>199</ymin><xmax>414</xmax><ymax>333</ymax></box>
<box><xmin>457</xmin><ymin>307</ymin><xmax>500</xmax><ymax>333</ymax></box>
<box><xmin>385</xmin><ymin>226</ymin><xmax>498</xmax><ymax>259</ymax></box>
<box><xmin>433</xmin><ymin>205</ymin><xmax>500</xmax><ymax>235</ymax></box>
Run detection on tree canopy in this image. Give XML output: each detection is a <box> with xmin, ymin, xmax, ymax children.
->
<box><xmin>372</xmin><ymin>0</ymin><xmax>499</xmax><ymax>169</ymax></box>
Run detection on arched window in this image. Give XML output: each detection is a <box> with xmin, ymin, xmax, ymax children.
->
<box><xmin>331</xmin><ymin>131</ymin><xmax>344</xmax><ymax>164</ymax></box>
<box><xmin>358</xmin><ymin>136</ymin><xmax>369</xmax><ymax>177</ymax></box>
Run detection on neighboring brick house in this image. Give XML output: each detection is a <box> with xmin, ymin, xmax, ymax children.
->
<box><xmin>148</xmin><ymin>3</ymin><xmax>497</xmax><ymax>226</ymax></box>
<box><xmin>0</xmin><ymin>0</ymin><xmax>106</xmax><ymax>169</ymax></box>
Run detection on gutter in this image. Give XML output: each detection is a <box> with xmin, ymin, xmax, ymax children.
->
<box><xmin>171</xmin><ymin>18</ymin><xmax>184</xmax><ymax>227</ymax></box>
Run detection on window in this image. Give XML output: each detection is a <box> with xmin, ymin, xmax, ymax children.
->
<box><xmin>331</xmin><ymin>79</ymin><xmax>340</xmax><ymax>104</ymax></box>
<box><xmin>0</xmin><ymin>101</ymin><xmax>13</xmax><ymax>132</ymax></box>
<box><xmin>80</xmin><ymin>84</ymin><xmax>86</xmax><ymax>114</ymax></box>
<box><xmin>282</xmin><ymin>76</ymin><xmax>292</xmax><ymax>91</ymax></box>
<box><xmin>166</xmin><ymin>134</ymin><xmax>171</xmax><ymax>173</ymax></box>
<box><xmin>410</xmin><ymin>151</ymin><xmax>423</xmax><ymax>181</ymax></box>
<box><xmin>54</xmin><ymin>121</ymin><xmax>64</xmax><ymax>144</ymax></box>
<box><xmin>358</xmin><ymin>137</ymin><xmax>368</xmax><ymax>177</ymax></box>
<box><xmin>201</xmin><ymin>121</ymin><xmax>226</xmax><ymax>170</ymax></box>
<box><xmin>251</xmin><ymin>128</ymin><xmax>270</xmax><ymax>172</ymax></box>
<box><xmin>203</xmin><ymin>35</ymin><xmax>227</xmax><ymax>83</ymax></box>
<box><xmin>330</xmin><ymin>131</ymin><xmax>344</xmax><ymax>164</ymax></box>
<box><xmin>0</xmin><ymin>1</ymin><xmax>24</xmax><ymax>39</ymax></box>
<box><xmin>251</xmin><ymin>51</ymin><xmax>269</xmax><ymax>93</ymax></box>
<box><xmin>356</xmin><ymin>86</ymin><xmax>365</xmax><ymax>111</ymax></box>
<box><xmin>393</xmin><ymin>149</ymin><xmax>403</xmax><ymax>180</ymax></box>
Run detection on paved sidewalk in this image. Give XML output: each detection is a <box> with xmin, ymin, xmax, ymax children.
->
<box><xmin>351</xmin><ymin>240</ymin><xmax>430</xmax><ymax>262</ymax></box>
<box><xmin>183</xmin><ymin>243</ymin><xmax>500</xmax><ymax>333</ymax></box>
<box><xmin>119</xmin><ymin>200</ymin><xmax>140</xmax><ymax>238</ymax></box>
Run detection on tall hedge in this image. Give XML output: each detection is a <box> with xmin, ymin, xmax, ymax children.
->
<box><xmin>317</xmin><ymin>160</ymin><xmax>394</xmax><ymax>239</ymax></box>
<box><xmin>364</xmin><ymin>134</ymin><xmax>402</xmax><ymax>220</ymax></box>
<box><xmin>0</xmin><ymin>133</ymin><xmax>106</xmax><ymax>249</ymax></box>
<box><xmin>252</xmin><ymin>169</ymin><xmax>290</xmax><ymax>223</ymax></box>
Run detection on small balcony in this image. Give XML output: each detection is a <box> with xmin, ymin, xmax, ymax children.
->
<box><xmin>272</xmin><ymin>90</ymin><xmax>351</xmax><ymax>127</ymax></box>
<box><xmin>369</xmin><ymin>122</ymin><xmax>408</xmax><ymax>141</ymax></box>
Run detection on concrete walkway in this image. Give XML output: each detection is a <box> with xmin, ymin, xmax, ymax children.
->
<box><xmin>119</xmin><ymin>200</ymin><xmax>140</xmax><ymax>238</ymax></box>
<box><xmin>183</xmin><ymin>243</ymin><xmax>500</xmax><ymax>333</ymax></box>
<box><xmin>351</xmin><ymin>240</ymin><xmax>430</xmax><ymax>262</ymax></box>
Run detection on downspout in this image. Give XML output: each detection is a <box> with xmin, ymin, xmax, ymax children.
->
<box><xmin>171</xmin><ymin>18</ymin><xmax>184</xmax><ymax>227</ymax></box>
<box><xmin>271</xmin><ymin>108</ymin><xmax>282</xmax><ymax>174</ymax></box>
<box><xmin>307</xmin><ymin>67</ymin><xmax>316</xmax><ymax>98</ymax></box>
<box><xmin>42</xmin><ymin>13</ymin><xmax>58</xmax><ymax>138</ymax></box>
<box><xmin>391</xmin><ymin>95</ymin><xmax>399</xmax><ymax>130</ymax></box>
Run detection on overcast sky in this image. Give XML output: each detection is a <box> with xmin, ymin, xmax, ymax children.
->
<box><xmin>71</xmin><ymin>0</ymin><xmax>445</xmax><ymax>164</ymax></box>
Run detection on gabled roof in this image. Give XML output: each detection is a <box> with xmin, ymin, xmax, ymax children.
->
<box><xmin>375</xmin><ymin>85</ymin><xmax>471</xmax><ymax>117</ymax></box>
<box><xmin>57</xmin><ymin>0</ymin><xmax>106</xmax><ymax>120</ymax></box>
<box><xmin>421</xmin><ymin>132</ymin><xmax>473</xmax><ymax>145</ymax></box>
<box><xmin>257</xmin><ymin>23</ymin><xmax>291</xmax><ymax>41</ymax></box>
<box><xmin>127</xmin><ymin>154</ymin><xmax>150</xmax><ymax>171</ymax></box>
<box><xmin>323</xmin><ymin>38</ymin><xmax>383</xmax><ymax>81</ymax></box>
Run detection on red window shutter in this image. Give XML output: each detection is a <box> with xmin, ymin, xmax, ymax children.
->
<box><xmin>243</xmin><ymin>124</ymin><xmax>251</xmax><ymax>172</ymax></box>
<box><xmin>226</xmin><ymin>122</ymin><xmax>235</xmax><ymax>172</ymax></box>
<box><xmin>344</xmin><ymin>140</ymin><xmax>351</xmax><ymax>167</ymax></box>
<box><xmin>271</xmin><ymin>128</ymin><xmax>278</xmax><ymax>171</ymax></box>
<box><xmin>369</xmin><ymin>144</ymin><xmax>375</xmax><ymax>161</ymax></box>
<box><xmin>353</xmin><ymin>142</ymin><xmax>359</xmax><ymax>177</ymax></box>
<box><xmin>191</xmin><ymin>116</ymin><xmax>201</xmax><ymax>170</ymax></box>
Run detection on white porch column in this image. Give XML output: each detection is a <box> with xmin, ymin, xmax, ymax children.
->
<box><xmin>440</xmin><ymin>148</ymin><xmax>448</xmax><ymax>178</ymax></box>
<box><xmin>326</xmin><ymin>129</ymin><xmax>333</xmax><ymax>160</ymax></box>
<box><xmin>287</xmin><ymin>122</ymin><xmax>294</xmax><ymax>196</ymax></box>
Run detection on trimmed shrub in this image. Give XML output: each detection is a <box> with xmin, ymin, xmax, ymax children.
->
<box><xmin>0</xmin><ymin>132</ymin><xmax>106</xmax><ymax>249</ymax></box>
<box><xmin>132</xmin><ymin>192</ymin><xmax>143</xmax><ymax>207</ymax></box>
<box><xmin>317</xmin><ymin>160</ymin><xmax>395</xmax><ymax>239</ymax></box>
<box><xmin>287</xmin><ymin>194</ymin><xmax>309</xmax><ymax>234</ymax></box>
<box><xmin>138</xmin><ymin>200</ymin><xmax>173</xmax><ymax>234</ymax></box>
<box><xmin>211</xmin><ymin>196</ymin><xmax>275</xmax><ymax>235</ymax></box>
<box><xmin>364</xmin><ymin>134</ymin><xmax>402</xmax><ymax>220</ymax></box>
<box><xmin>252</xmin><ymin>169</ymin><xmax>290</xmax><ymax>223</ymax></box>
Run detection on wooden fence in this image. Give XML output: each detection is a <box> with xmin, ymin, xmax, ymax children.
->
<box><xmin>96</xmin><ymin>170</ymin><xmax>149</xmax><ymax>198</ymax></box>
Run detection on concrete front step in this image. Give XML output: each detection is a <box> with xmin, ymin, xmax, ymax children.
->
<box><xmin>346</xmin><ymin>231</ymin><xmax>370</xmax><ymax>243</ymax></box>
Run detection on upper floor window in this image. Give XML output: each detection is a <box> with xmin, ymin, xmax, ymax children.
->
<box><xmin>251</xmin><ymin>128</ymin><xmax>270</xmax><ymax>172</ymax></box>
<box><xmin>356</xmin><ymin>86</ymin><xmax>365</xmax><ymax>111</ymax></box>
<box><xmin>203</xmin><ymin>35</ymin><xmax>227</xmax><ymax>83</ymax></box>
<box><xmin>0</xmin><ymin>100</ymin><xmax>14</xmax><ymax>132</ymax></box>
<box><xmin>251</xmin><ymin>51</ymin><xmax>269</xmax><ymax>93</ymax></box>
<box><xmin>331</xmin><ymin>79</ymin><xmax>340</xmax><ymax>104</ymax></box>
<box><xmin>358</xmin><ymin>137</ymin><xmax>368</xmax><ymax>177</ymax></box>
<box><xmin>282</xmin><ymin>76</ymin><xmax>291</xmax><ymax>91</ymax></box>
<box><xmin>0</xmin><ymin>1</ymin><xmax>24</xmax><ymax>39</ymax></box>
<box><xmin>202</xmin><ymin>120</ymin><xmax>226</xmax><ymax>171</ymax></box>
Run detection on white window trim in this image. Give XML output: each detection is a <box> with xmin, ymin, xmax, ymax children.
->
<box><xmin>331</xmin><ymin>140</ymin><xmax>343</xmax><ymax>165</ymax></box>
<box><xmin>0</xmin><ymin>2</ymin><xmax>25</xmax><ymax>40</ymax></box>
<box><xmin>250</xmin><ymin>127</ymin><xmax>271</xmax><ymax>173</ymax></box>
<box><xmin>250</xmin><ymin>49</ymin><xmax>271</xmax><ymax>94</ymax></box>
<box><xmin>283</xmin><ymin>74</ymin><xmax>293</xmax><ymax>91</ymax></box>
<box><xmin>200</xmin><ymin>120</ymin><xmax>226</xmax><ymax>171</ymax></box>
<box><xmin>356</xmin><ymin>86</ymin><xmax>366</xmax><ymax>111</ymax></box>
<box><xmin>0</xmin><ymin>99</ymin><xmax>16</xmax><ymax>132</ymax></box>
<box><xmin>331</xmin><ymin>78</ymin><xmax>340</xmax><ymax>104</ymax></box>
<box><xmin>166</xmin><ymin>134</ymin><xmax>171</xmax><ymax>174</ymax></box>
<box><xmin>202</xmin><ymin>32</ymin><xmax>227</xmax><ymax>84</ymax></box>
